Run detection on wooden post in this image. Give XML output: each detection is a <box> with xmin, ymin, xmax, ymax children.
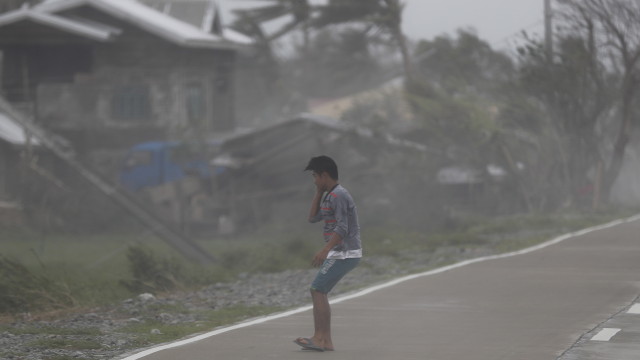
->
<box><xmin>544</xmin><ymin>0</ymin><xmax>554</xmax><ymax>62</ymax></box>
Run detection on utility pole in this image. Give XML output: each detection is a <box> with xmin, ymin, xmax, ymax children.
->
<box><xmin>544</xmin><ymin>0</ymin><xmax>553</xmax><ymax>62</ymax></box>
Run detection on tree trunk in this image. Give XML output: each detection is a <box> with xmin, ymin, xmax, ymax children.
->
<box><xmin>602</xmin><ymin>81</ymin><xmax>636</xmax><ymax>201</ymax></box>
<box><xmin>392</xmin><ymin>25</ymin><xmax>413</xmax><ymax>79</ymax></box>
<box><xmin>602</xmin><ymin>122</ymin><xmax>631</xmax><ymax>201</ymax></box>
<box><xmin>382</xmin><ymin>0</ymin><xmax>413</xmax><ymax>79</ymax></box>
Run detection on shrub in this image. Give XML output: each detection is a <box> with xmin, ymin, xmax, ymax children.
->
<box><xmin>0</xmin><ymin>256</ymin><xmax>75</xmax><ymax>314</ymax></box>
<box><xmin>119</xmin><ymin>246</ymin><xmax>183</xmax><ymax>294</ymax></box>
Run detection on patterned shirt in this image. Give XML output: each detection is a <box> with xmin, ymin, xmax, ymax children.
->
<box><xmin>309</xmin><ymin>184</ymin><xmax>362</xmax><ymax>259</ymax></box>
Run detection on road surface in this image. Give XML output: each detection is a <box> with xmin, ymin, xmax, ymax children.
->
<box><xmin>122</xmin><ymin>216</ymin><xmax>640</xmax><ymax>360</ymax></box>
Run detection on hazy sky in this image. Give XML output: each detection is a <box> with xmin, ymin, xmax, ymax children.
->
<box><xmin>218</xmin><ymin>0</ymin><xmax>545</xmax><ymax>49</ymax></box>
<box><xmin>402</xmin><ymin>0</ymin><xmax>544</xmax><ymax>48</ymax></box>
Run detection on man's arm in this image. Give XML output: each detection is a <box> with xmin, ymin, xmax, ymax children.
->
<box><xmin>312</xmin><ymin>232</ymin><xmax>343</xmax><ymax>267</ymax></box>
<box><xmin>308</xmin><ymin>190</ymin><xmax>323</xmax><ymax>223</ymax></box>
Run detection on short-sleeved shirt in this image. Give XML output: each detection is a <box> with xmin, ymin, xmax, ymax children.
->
<box><xmin>309</xmin><ymin>184</ymin><xmax>362</xmax><ymax>259</ymax></box>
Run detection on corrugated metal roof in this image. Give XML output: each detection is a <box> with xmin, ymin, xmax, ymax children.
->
<box><xmin>0</xmin><ymin>112</ymin><xmax>40</xmax><ymax>146</ymax></box>
<box><xmin>35</xmin><ymin>0</ymin><xmax>237</xmax><ymax>49</ymax></box>
<box><xmin>139</xmin><ymin>0</ymin><xmax>254</xmax><ymax>45</ymax></box>
<box><xmin>0</xmin><ymin>7</ymin><xmax>116</xmax><ymax>41</ymax></box>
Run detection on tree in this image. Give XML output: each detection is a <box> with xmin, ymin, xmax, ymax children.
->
<box><xmin>408</xmin><ymin>31</ymin><xmax>517</xmax><ymax>160</ymax></box>
<box><xmin>232</xmin><ymin>0</ymin><xmax>312</xmax><ymax>42</ymax></box>
<box><xmin>230</xmin><ymin>0</ymin><xmax>408</xmax><ymax>121</ymax></box>
<box><xmin>557</xmin><ymin>0</ymin><xmax>640</xmax><ymax>202</ymax></box>
<box><xmin>313</xmin><ymin>0</ymin><xmax>414</xmax><ymax>79</ymax></box>
<box><xmin>230</xmin><ymin>0</ymin><xmax>312</xmax><ymax>90</ymax></box>
<box><xmin>404</xmin><ymin>32</ymin><xmax>522</xmax><ymax>213</ymax></box>
<box><xmin>415</xmin><ymin>30</ymin><xmax>514</xmax><ymax>97</ymax></box>
<box><xmin>285</xmin><ymin>27</ymin><xmax>385</xmax><ymax>98</ymax></box>
<box><xmin>230</xmin><ymin>1</ymin><xmax>318</xmax><ymax>123</ymax></box>
<box><xmin>515</xmin><ymin>32</ymin><xmax>612</xmax><ymax>209</ymax></box>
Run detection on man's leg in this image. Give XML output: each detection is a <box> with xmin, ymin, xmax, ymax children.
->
<box><xmin>295</xmin><ymin>258</ymin><xmax>359</xmax><ymax>350</ymax></box>
<box><xmin>311</xmin><ymin>289</ymin><xmax>333</xmax><ymax>350</ymax></box>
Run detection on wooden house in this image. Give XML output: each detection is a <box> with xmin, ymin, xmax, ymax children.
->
<box><xmin>0</xmin><ymin>0</ymin><xmax>244</xmax><ymax>153</ymax></box>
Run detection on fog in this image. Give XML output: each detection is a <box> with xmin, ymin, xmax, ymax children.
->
<box><xmin>1</xmin><ymin>0</ymin><xmax>639</xmax><ymax>260</ymax></box>
<box><xmin>215</xmin><ymin>0</ymin><xmax>545</xmax><ymax>48</ymax></box>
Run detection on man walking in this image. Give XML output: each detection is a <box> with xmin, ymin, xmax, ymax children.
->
<box><xmin>294</xmin><ymin>155</ymin><xmax>362</xmax><ymax>352</ymax></box>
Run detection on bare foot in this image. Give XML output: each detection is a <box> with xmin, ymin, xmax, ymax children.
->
<box><xmin>294</xmin><ymin>337</ymin><xmax>334</xmax><ymax>351</ymax></box>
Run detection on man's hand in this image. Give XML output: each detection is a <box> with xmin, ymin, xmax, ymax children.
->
<box><xmin>312</xmin><ymin>248</ymin><xmax>329</xmax><ymax>267</ymax></box>
<box><xmin>312</xmin><ymin>233</ymin><xmax>342</xmax><ymax>267</ymax></box>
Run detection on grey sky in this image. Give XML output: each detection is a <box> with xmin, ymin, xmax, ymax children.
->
<box><xmin>218</xmin><ymin>0</ymin><xmax>545</xmax><ymax>49</ymax></box>
<box><xmin>403</xmin><ymin>0</ymin><xmax>544</xmax><ymax>48</ymax></box>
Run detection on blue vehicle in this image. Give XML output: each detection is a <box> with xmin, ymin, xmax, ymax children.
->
<box><xmin>120</xmin><ymin>141</ymin><xmax>212</xmax><ymax>191</ymax></box>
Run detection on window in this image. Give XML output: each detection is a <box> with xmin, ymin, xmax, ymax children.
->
<box><xmin>111</xmin><ymin>85</ymin><xmax>150</xmax><ymax>121</ymax></box>
<box><xmin>185</xmin><ymin>83</ymin><xmax>205</xmax><ymax>123</ymax></box>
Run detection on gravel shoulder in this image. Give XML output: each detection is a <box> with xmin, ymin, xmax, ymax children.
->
<box><xmin>0</xmin><ymin>244</ymin><xmax>493</xmax><ymax>360</ymax></box>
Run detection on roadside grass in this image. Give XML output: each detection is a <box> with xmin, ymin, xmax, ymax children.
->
<box><xmin>0</xmin><ymin>207</ymin><xmax>637</xmax><ymax>318</ymax></box>
<box><xmin>28</xmin><ymin>337</ymin><xmax>102</xmax><ymax>350</ymax></box>
<box><xmin>0</xmin><ymin>226</ymin><xmax>319</xmax><ymax>315</ymax></box>
<box><xmin>0</xmin><ymin>325</ymin><xmax>102</xmax><ymax>360</ymax></box>
<box><xmin>0</xmin><ymin>325</ymin><xmax>102</xmax><ymax>336</ymax></box>
<box><xmin>119</xmin><ymin>305</ymin><xmax>283</xmax><ymax>349</ymax></box>
<box><xmin>0</xmin><ymin>305</ymin><xmax>281</xmax><ymax>356</ymax></box>
<box><xmin>364</xmin><ymin>208</ymin><xmax>639</xmax><ymax>256</ymax></box>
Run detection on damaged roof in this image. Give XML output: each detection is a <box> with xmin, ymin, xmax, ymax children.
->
<box><xmin>139</xmin><ymin>0</ymin><xmax>253</xmax><ymax>45</ymax></box>
<box><xmin>0</xmin><ymin>6</ymin><xmax>116</xmax><ymax>41</ymax></box>
<box><xmin>0</xmin><ymin>0</ymin><xmax>243</xmax><ymax>48</ymax></box>
<box><xmin>0</xmin><ymin>112</ymin><xmax>40</xmax><ymax>146</ymax></box>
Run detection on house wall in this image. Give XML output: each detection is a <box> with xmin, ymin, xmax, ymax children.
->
<box><xmin>35</xmin><ymin>41</ymin><xmax>235</xmax><ymax>141</ymax></box>
<box><xmin>2</xmin><ymin>5</ymin><xmax>236</xmax><ymax>150</ymax></box>
<box><xmin>0</xmin><ymin>142</ymin><xmax>20</xmax><ymax>201</ymax></box>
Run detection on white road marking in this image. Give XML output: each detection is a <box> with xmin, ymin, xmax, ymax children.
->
<box><xmin>627</xmin><ymin>303</ymin><xmax>640</xmax><ymax>314</ymax></box>
<box><xmin>591</xmin><ymin>328</ymin><xmax>621</xmax><ymax>341</ymax></box>
<box><xmin>118</xmin><ymin>213</ymin><xmax>640</xmax><ymax>360</ymax></box>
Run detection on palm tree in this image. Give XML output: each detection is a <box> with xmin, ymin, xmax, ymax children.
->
<box><xmin>234</xmin><ymin>0</ymin><xmax>413</xmax><ymax>79</ymax></box>
<box><xmin>232</xmin><ymin>0</ymin><xmax>312</xmax><ymax>42</ymax></box>
<box><xmin>313</xmin><ymin>0</ymin><xmax>414</xmax><ymax>79</ymax></box>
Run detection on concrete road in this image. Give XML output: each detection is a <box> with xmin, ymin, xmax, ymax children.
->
<box><xmin>123</xmin><ymin>217</ymin><xmax>640</xmax><ymax>360</ymax></box>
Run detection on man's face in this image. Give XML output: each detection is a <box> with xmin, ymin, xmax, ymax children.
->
<box><xmin>312</xmin><ymin>171</ymin><xmax>328</xmax><ymax>191</ymax></box>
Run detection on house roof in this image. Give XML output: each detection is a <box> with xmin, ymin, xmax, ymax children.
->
<box><xmin>309</xmin><ymin>76</ymin><xmax>406</xmax><ymax>119</ymax></box>
<box><xmin>139</xmin><ymin>0</ymin><xmax>254</xmax><ymax>45</ymax></box>
<box><xmin>0</xmin><ymin>6</ymin><xmax>116</xmax><ymax>41</ymax></box>
<box><xmin>216</xmin><ymin>114</ymin><xmax>431</xmax><ymax>157</ymax></box>
<box><xmin>0</xmin><ymin>112</ymin><xmax>40</xmax><ymax>146</ymax></box>
<box><xmin>30</xmin><ymin>0</ymin><xmax>238</xmax><ymax>49</ymax></box>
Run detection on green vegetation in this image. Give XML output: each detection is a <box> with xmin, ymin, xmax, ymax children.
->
<box><xmin>0</xmin><ymin>305</ymin><xmax>280</xmax><ymax>356</ymax></box>
<box><xmin>0</xmin><ymin>255</ymin><xmax>76</xmax><ymax>313</ymax></box>
<box><xmin>0</xmin><ymin>325</ymin><xmax>101</xmax><ymax>336</ymax></box>
<box><xmin>0</xmin><ymin>208</ymin><xmax>637</xmax><ymax>318</ymax></box>
<box><xmin>28</xmin><ymin>337</ymin><xmax>102</xmax><ymax>350</ymax></box>
<box><xmin>0</xmin><ymin>325</ymin><xmax>102</xmax><ymax>360</ymax></box>
<box><xmin>363</xmin><ymin>208</ymin><xmax>638</xmax><ymax>256</ymax></box>
<box><xmin>0</xmin><ymin>226</ymin><xmax>319</xmax><ymax>315</ymax></box>
<box><xmin>120</xmin><ymin>305</ymin><xmax>281</xmax><ymax>348</ymax></box>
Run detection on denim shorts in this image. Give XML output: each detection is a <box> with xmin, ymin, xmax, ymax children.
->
<box><xmin>310</xmin><ymin>258</ymin><xmax>361</xmax><ymax>294</ymax></box>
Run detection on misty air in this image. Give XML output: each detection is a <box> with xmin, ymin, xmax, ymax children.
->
<box><xmin>1</xmin><ymin>1</ymin><xmax>640</xmax><ymax>359</ymax></box>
